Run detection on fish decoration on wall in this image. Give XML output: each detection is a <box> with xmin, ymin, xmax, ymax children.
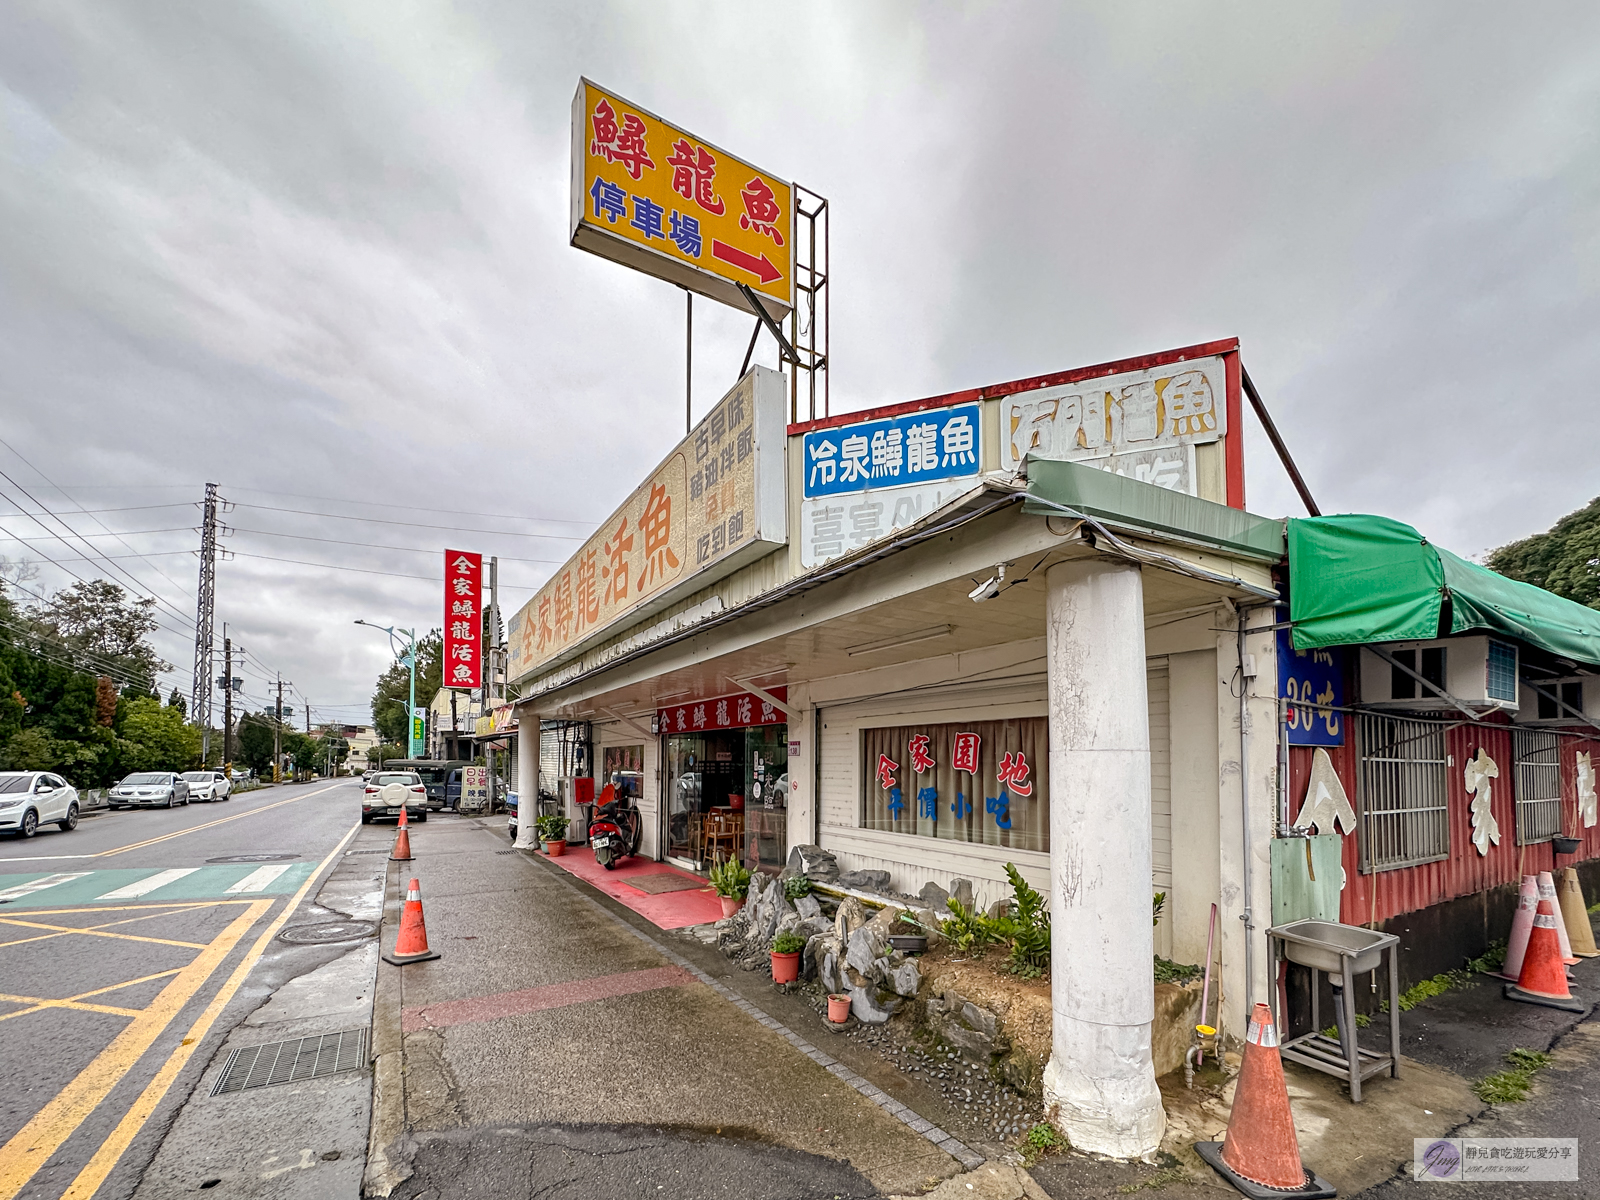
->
<box><xmin>1464</xmin><ymin>747</ymin><xmax>1501</xmax><ymax>856</ymax></box>
<box><xmin>1578</xmin><ymin>751</ymin><xmax>1597</xmax><ymax>829</ymax></box>
<box><xmin>1295</xmin><ymin>747</ymin><xmax>1357</xmax><ymax>836</ymax></box>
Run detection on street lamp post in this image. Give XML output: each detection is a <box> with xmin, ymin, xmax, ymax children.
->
<box><xmin>355</xmin><ymin>620</ymin><xmax>419</xmax><ymax>759</ymax></box>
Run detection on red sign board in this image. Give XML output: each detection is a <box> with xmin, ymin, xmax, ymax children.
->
<box><xmin>444</xmin><ymin>549</ymin><xmax>482</xmax><ymax>689</ymax></box>
<box><xmin>657</xmin><ymin>687</ymin><xmax>787</xmax><ymax>736</ymax></box>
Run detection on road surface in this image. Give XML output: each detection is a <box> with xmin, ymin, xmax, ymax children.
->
<box><xmin>0</xmin><ymin>779</ymin><xmax>362</xmax><ymax>1200</ymax></box>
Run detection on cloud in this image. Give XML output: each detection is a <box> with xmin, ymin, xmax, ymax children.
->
<box><xmin>3</xmin><ymin>1</ymin><xmax>1599</xmax><ymax>713</ymax></box>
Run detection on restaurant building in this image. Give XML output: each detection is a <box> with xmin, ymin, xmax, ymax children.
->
<box><xmin>508</xmin><ymin>341</ymin><xmax>1290</xmax><ymax>1156</ymax></box>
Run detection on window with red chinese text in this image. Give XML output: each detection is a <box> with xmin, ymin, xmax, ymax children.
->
<box><xmin>861</xmin><ymin>719</ymin><xmax>1048</xmax><ymax>853</ymax></box>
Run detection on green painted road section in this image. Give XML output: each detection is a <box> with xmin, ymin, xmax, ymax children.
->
<box><xmin>0</xmin><ymin>862</ymin><xmax>318</xmax><ymax>908</ymax></box>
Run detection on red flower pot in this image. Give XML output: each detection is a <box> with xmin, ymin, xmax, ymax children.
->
<box><xmin>720</xmin><ymin>895</ymin><xmax>744</xmax><ymax>919</ymax></box>
<box><xmin>544</xmin><ymin>840</ymin><xmax>566</xmax><ymax>857</ymax></box>
<box><xmin>771</xmin><ymin>951</ymin><xmax>800</xmax><ymax>984</ymax></box>
<box><xmin>827</xmin><ymin>993</ymin><xmax>852</xmax><ymax>1024</ymax></box>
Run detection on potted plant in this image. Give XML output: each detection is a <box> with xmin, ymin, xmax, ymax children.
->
<box><xmin>827</xmin><ymin>993</ymin><xmax>852</xmax><ymax>1024</ymax></box>
<box><xmin>538</xmin><ymin>814</ymin><xmax>569</xmax><ymax>857</ymax></box>
<box><xmin>887</xmin><ymin>911</ymin><xmax>928</xmax><ymax>953</ymax></box>
<box><xmin>783</xmin><ymin>875</ymin><xmax>813</xmax><ymax>900</ymax></box>
<box><xmin>770</xmin><ymin>929</ymin><xmax>806</xmax><ymax>983</ymax></box>
<box><xmin>709</xmin><ymin>858</ymin><xmax>752</xmax><ymax>918</ymax></box>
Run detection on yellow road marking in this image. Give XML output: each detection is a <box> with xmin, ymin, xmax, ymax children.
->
<box><xmin>90</xmin><ymin>783</ymin><xmax>345</xmax><ymax>858</ymax></box>
<box><xmin>60</xmin><ymin>822</ymin><xmax>362</xmax><ymax>1200</ymax></box>
<box><xmin>0</xmin><ymin>969</ymin><xmax>183</xmax><ymax>1026</ymax></box>
<box><xmin>0</xmin><ymin>906</ymin><xmax>220</xmax><ymax>951</ymax></box>
<box><xmin>0</xmin><ymin>899</ymin><xmax>271</xmax><ymax>1200</ymax></box>
<box><xmin>0</xmin><ymin>916</ymin><xmax>207</xmax><ymax>950</ymax></box>
<box><xmin>0</xmin><ymin>993</ymin><xmax>142</xmax><ymax>1019</ymax></box>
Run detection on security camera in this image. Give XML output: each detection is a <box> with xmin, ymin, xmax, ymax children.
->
<box><xmin>969</xmin><ymin>563</ymin><xmax>1007</xmax><ymax>602</ymax></box>
<box><xmin>969</xmin><ymin>577</ymin><xmax>1000</xmax><ymax>602</ymax></box>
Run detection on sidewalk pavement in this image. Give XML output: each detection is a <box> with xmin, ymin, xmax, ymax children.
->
<box><xmin>363</xmin><ymin>814</ymin><xmax>970</xmax><ymax>1199</ymax></box>
<box><xmin>365</xmin><ymin>813</ymin><xmax>1600</xmax><ymax>1199</ymax></box>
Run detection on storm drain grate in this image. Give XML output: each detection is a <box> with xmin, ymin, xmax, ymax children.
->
<box><xmin>211</xmin><ymin>1028</ymin><xmax>368</xmax><ymax>1095</ymax></box>
<box><xmin>344</xmin><ymin>849</ymin><xmax>389</xmax><ymax>856</ymax></box>
<box><xmin>495</xmin><ymin>850</ymin><xmax>515</xmax><ymax>855</ymax></box>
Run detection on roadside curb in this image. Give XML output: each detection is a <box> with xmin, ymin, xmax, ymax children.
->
<box><xmin>519</xmin><ymin>846</ymin><xmax>987</xmax><ymax>1172</ymax></box>
<box><xmin>363</xmin><ymin>859</ymin><xmax>413</xmax><ymax>1199</ymax></box>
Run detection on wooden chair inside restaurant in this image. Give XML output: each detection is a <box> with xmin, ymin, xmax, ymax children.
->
<box><xmin>703</xmin><ymin>807</ymin><xmax>741</xmax><ymax>863</ymax></box>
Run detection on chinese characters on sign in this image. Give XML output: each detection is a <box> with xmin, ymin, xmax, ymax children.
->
<box><xmin>572</xmin><ymin>79</ymin><xmax>794</xmax><ymax>314</ymax></box>
<box><xmin>443</xmin><ymin>550</ymin><xmax>482</xmax><ymax>689</ymax></box>
<box><xmin>1277</xmin><ymin>629</ymin><xmax>1344</xmax><ymax>746</ymax></box>
<box><xmin>863</xmin><ymin>720</ymin><xmax>1048</xmax><ymax>852</ymax></box>
<box><xmin>656</xmin><ymin>687</ymin><xmax>787</xmax><ymax>736</ymax></box>
<box><xmin>507</xmin><ymin>368</ymin><xmax>786</xmax><ymax>682</ymax></box>
<box><xmin>799</xmin><ymin>403</ymin><xmax>983</xmax><ymax>570</ymax></box>
<box><xmin>1006</xmin><ymin>355</ymin><xmax>1228</xmax><ymax>498</ymax></box>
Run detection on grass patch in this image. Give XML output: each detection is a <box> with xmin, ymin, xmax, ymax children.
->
<box><xmin>1381</xmin><ymin>968</ymin><xmax>1478</xmax><ymax>1013</ymax></box>
<box><xmin>1154</xmin><ymin>956</ymin><xmax>1202</xmax><ymax>985</ymax></box>
<box><xmin>1021</xmin><ymin>1121</ymin><xmax>1067</xmax><ymax>1164</ymax></box>
<box><xmin>1474</xmin><ymin>1048</ymin><xmax>1553</xmax><ymax>1105</ymax></box>
<box><xmin>1116</xmin><ymin>1166</ymin><xmax>1187</xmax><ymax>1194</ymax></box>
<box><xmin>1465</xmin><ymin>940</ymin><xmax>1507</xmax><ymax>975</ymax></box>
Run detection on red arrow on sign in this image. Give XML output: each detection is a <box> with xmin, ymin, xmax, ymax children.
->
<box><xmin>711</xmin><ymin>239</ymin><xmax>782</xmax><ymax>285</ymax></box>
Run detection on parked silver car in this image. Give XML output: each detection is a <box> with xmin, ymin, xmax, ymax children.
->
<box><xmin>0</xmin><ymin>771</ymin><xmax>81</xmax><ymax>837</ymax></box>
<box><xmin>111</xmin><ymin>772</ymin><xmax>190</xmax><ymax>809</ymax></box>
<box><xmin>181</xmin><ymin>770</ymin><xmax>232</xmax><ymax>802</ymax></box>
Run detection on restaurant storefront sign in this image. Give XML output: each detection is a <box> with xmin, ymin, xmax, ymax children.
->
<box><xmin>508</xmin><ymin>367</ymin><xmax>788</xmax><ymax>683</ymax></box>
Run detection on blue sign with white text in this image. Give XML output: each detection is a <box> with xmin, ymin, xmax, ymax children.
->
<box><xmin>802</xmin><ymin>403</ymin><xmax>982</xmax><ymax>499</ymax></box>
<box><xmin>1278</xmin><ymin>628</ymin><xmax>1344</xmax><ymax>746</ymax></box>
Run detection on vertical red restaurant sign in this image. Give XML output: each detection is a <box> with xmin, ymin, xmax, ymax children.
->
<box><xmin>444</xmin><ymin>550</ymin><xmax>483</xmax><ymax>689</ymax></box>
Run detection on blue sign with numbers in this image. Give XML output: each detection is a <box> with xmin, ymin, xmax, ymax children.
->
<box><xmin>802</xmin><ymin>403</ymin><xmax>981</xmax><ymax>499</ymax></box>
<box><xmin>1278</xmin><ymin>628</ymin><xmax>1344</xmax><ymax>746</ymax></box>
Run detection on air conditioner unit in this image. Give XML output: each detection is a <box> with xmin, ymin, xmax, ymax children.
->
<box><xmin>1517</xmin><ymin>676</ymin><xmax>1600</xmax><ymax>725</ymax></box>
<box><xmin>1358</xmin><ymin>636</ymin><xmax>1519</xmax><ymax>713</ymax></box>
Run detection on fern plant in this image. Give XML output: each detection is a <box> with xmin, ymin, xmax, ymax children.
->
<box><xmin>1004</xmin><ymin>863</ymin><xmax>1051</xmax><ymax>979</ymax></box>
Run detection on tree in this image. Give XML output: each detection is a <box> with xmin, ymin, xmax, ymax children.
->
<box><xmin>167</xmin><ymin>688</ymin><xmax>187</xmax><ymax>717</ymax></box>
<box><xmin>28</xmin><ymin>580</ymin><xmax>169</xmax><ymax>692</ymax></box>
<box><xmin>236</xmin><ymin>713</ymin><xmax>278</xmax><ymax>773</ymax></box>
<box><xmin>1488</xmin><ymin>497</ymin><xmax>1600</xmax><ymax>610</ymax></box>
<box><xmin>371</xmin><ymin>630</ymin><xmax>441</xmax><ymax>745</ymax></box>
<box><xmin>119</xmin><ymin>696</ymin><xmax>202</xmax><ymax>772</ymax></box>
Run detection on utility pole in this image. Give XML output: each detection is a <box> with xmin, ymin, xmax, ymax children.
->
<box><xmin>305</xmin><ymin>703</ymin><xmax>311</xmax><ymax>734</ymax></box>
<box><xmin>192</xmin><ymin>482</ymin><xmax>219</xmax><ymax>765</ymax></box>
<box><xmin>274</xmin><ymin>675</ymin><xmax>284</xmax><ymax>783</ymax></box>
<box><xmin>222</xmin><ymin>632</ymin><xmax>234</xmax><ymax>767</ymax></box>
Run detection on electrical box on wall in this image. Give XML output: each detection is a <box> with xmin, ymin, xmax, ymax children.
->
<box><xmin>1518</xmin><ymin>676</ymin><xmax>1600</xmax><ymax>725</ymax></box>
<box><xmin>1358</xmin><ymin>636</ymin><xmax>1520</xmax><ymax>714</ymax></box>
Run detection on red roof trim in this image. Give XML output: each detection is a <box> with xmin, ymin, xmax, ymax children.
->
<box><xmin>786</xmin><ymin>338</ymin><xmax>1242</xmax><ymax>436</ymax></box>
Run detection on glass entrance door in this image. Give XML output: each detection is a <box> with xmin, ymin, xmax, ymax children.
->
<box><xmin>663</xmin><ymin>732</ymin><xmax>744</xmax><ymax>866</ymax></box>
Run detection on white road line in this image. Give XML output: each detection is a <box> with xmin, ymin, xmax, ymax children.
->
<box><xmin>0</xmin><ymin>872</ymin><xmax>92</xmax><ymax>901</ymax></box>
<box><xmin>223</xmin><ymin>864</ymin><xmax>292</xmax><ymax>893</ymax></box>
<box><xmin>95</xmin><ymin>868</ymin><xmax>201</xmax><ymax>900</ymax></box>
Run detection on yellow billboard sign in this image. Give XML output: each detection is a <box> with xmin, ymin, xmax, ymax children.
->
<box><xmin>507</xmin><ymin>367</ymin><xmax>789</xmax><ymax>684</ymax></box>
<box><xmin>570</xmin><ymin>79</ymin><xmax>793</xmax><ymax>317</ymax></box>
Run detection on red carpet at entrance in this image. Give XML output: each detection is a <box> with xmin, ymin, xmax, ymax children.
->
<box><xmin>541</xmin><ymin>849</ymin><xmax>723</xmax><ymax>930</ymax></box>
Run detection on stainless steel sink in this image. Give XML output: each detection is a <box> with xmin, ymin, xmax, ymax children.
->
<box><xmin>1269</xmin><ymin>919</ymin><xmax>1397</xmax><ymax>976</ymax></box>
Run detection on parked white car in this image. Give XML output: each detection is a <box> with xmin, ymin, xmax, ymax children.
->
<box><xmin>0</xmin><ymin>771</ymin><xmax>81</xmax><ymax>838</ymax></box>
<box><xmin>181</xmin><ymin>770</ymin><xmax>232</xmax><ymax>802</ymax></box>
<box><xmin>110</xmin><ymin>772</ymin><xmax>190</xmax><ymax>809</ymax></box>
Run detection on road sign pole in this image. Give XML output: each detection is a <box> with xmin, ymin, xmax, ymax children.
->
<box><xmin>407</xmin><ymin>628</ymin><xmax>418</xmax><ymax>759</ymax></box>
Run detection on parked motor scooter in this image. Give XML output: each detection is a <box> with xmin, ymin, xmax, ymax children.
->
<box><xmin>588</xmin><ymin>783</ymin><xmax>641</xmax><ymax>870</ymax></box>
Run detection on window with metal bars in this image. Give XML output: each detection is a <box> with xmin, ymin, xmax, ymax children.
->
<box><xmin>1356</xmin><ymin>713</ymin><xmax>1450</xmax><ymax>872</ymax></box>
<box><xmin>1512</xmin><ymin>728</ymin><xmax>1562</xmax><ymax>845</ymax></box>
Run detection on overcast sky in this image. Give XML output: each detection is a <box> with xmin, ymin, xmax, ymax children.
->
<box><xmin>3</xmin><ymin>3</ymin><xmax>1598</xmax><ymax>724</ymax></box>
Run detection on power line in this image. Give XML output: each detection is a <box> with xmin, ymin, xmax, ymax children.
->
<box><xmin>228</xmin><ymin>526</ymin><xmax>564</xmax><ymax>565</ymax></box>
<box><xmin>225</xmin><ymin>549</ymin><xmax>538</xmax><ymax>590</ymax></box>
<box><xmin>231</xmin><ymin>502</ymin><xmax>588</xmax><ymax>540</ymax></box>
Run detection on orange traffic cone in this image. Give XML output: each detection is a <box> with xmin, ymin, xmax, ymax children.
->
<box><xmin>1558</xmin><ymin>868</ymin><xmax>1599</xmax><ymax>958</ymax></box>
<box><xmin>383</xmin><ymin>877</ymin><xmax>440</xmax><ymax>965</ymax></box>
<box><xmin>1196</xmin><ymin>1004</ymin><xmax>1335</xmax><ymax>1199</ymax></box>
<box><xmin>1538</xmin><ymin>871</ymin><xmax>1579</xmax><ymax>965</ymax></box>
<box><xmin>1503</xmin><ymin>898</ymin><xmax>1583</xmax><ymax>1013</ymax></box>
<box><xmin>390</xmin><ymin>805</ymin><xmax>413</xmax><ymax>862</ymax></box>
<box><xmin>1498</xmin><ymin>875</ymin><xmax>1539</xmax><ymax>980</ymax></box>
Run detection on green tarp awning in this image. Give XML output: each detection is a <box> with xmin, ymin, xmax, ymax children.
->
<box><xmin>1288</xmin><ymin>514</ymin><xmax>1600</xmax><ymax>666</ymax></box>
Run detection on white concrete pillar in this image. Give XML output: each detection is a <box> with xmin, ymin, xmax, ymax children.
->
<box><xmin>1042</xmin><ymin>559</ymin><xmax>1165</xmax><ymax>1158</ymax></box>
<box><xmin>514</xmin><ymin>707</ymin><xmax>539</xmax><ymax>849</ymax></box>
